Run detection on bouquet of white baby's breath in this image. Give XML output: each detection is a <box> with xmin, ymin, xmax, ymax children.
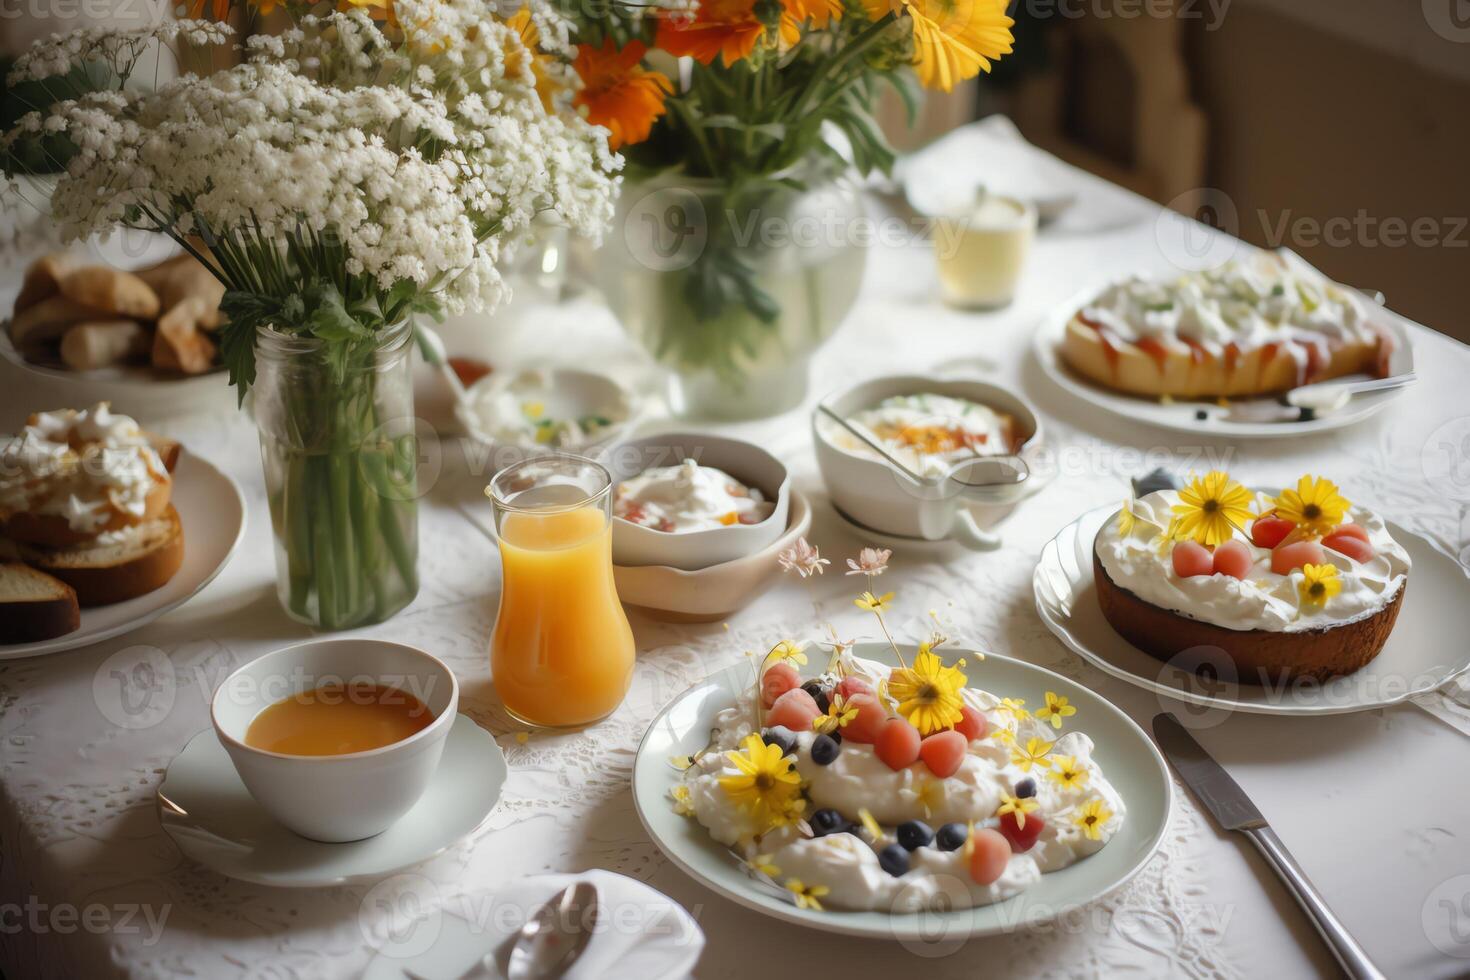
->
<box><xmin>1</xmin><ymin>1</ymin><xmax>619</xmax><ymax>395</ymax></box>
<box><xmin>1</xmin><ymin>3</ymin><xmax>621</xmax><ymax>629</ymax></box>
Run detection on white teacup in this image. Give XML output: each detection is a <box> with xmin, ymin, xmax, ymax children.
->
<box><xmin>210</xmin><ymin>638</ymin><xmax>459</xmax><ymax>842</ymax></box>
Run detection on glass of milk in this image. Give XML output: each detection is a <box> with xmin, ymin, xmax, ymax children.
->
<box><xmin>934</xmin><ymin>192</ymin><xmax>1037</xmax><ymax>310</ymax></box>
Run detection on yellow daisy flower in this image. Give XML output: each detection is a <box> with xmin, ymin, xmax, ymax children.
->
<box><xmin>1298</xmin><ymin>563</ymin><xmax>1342</xmax><ymax>608</ymax></box>
<box><xmin>996</xmin><ymin>792</ymin><xmax>1039</xmax><ymax>830</ymax></box>
<box><xmin>1073</xmin><ymin>798</ymin><xmax>1114</xmax><ymax>841</ymax></box>
<box><xmin>999</xmin><ymin>697</ymin><xmax>1029</xmax><ymax>720</ymax></box>
<box><xmin>718</xmin><ymin>734</ymin><xmax>803</xmax><ymax>832</ymax></box>
<box><xmin>854</xmin><ymin>590</ymin><xmax>895</xmax><ymax>613</ymax></box>
<box><xmin>887</xmin><ymin>648</ymin><xmax>968</xmax><ymax>735</ymax></box>
<box><xmin>1170</xmin><ymin>471</ymin><xmax>1253</xmax><ymax>547</ymax></box>
<box><xmin>764</xmin><ymin>639</ymin><xmax>808</xmax><ymax>669</ymax></box>
<box><xmin>1274</xmin><ymin>475</ymin><xmax>1350</xmax><ymax>538</ymax></box>
<box><xmin>813</xmin><ymin>692</ymin><xmax>860</xmax><ymax>735</ymax></box>
<box><xmin>745</xmin><ymin>853</ymin><xmax>780</xmax><ymax>877</ymax></box>
<box><xmin>785</xmin><ymin>878</ymin><xmax>829</xmax><ymax>911</ymax></box>
<box><xmin>1048</xmin><ymin>755</ymin><xmax>1089</xmax><ymax>790</ymax></box>
<box><xmin>1010</xmin><ymin>736</ymin><xmax>1054</xmax><ymax>773</ymax></box>
<box><xmin>865</xmin><ymin>0</ymin><xmax>1014</xmax><ymax>92</ymax></box>
<box><xmin>1035</xmin><ymin>691</ymin><xmax>1076</xmax><ymax>730</ymax></box>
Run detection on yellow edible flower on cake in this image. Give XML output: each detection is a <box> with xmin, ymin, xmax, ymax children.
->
<box><xmin>996</xmin><ymin>792</ymin><xmax>1039</xmax><ymax>829</ymax></box>
<box><xmin>1035</xmin><ymin>691</ymin><xmax>1076</xmax><ymax>729</ymax></box>
<box><xmin>1170</xmin><ymin>471</ymin><xmax>1253</xmax><ymax>546</ymax></box>
<box><xmin>1010</xmin><ymin>736</ymin><xmax>1054</xmax><ymax>772</ymax></box>
<box><xmin>670</xmin><ymin>784</ymin><xmax>696</xmax><ymax>816</ymax></box>
<box><xmin>1049</xmin><ymin>755</ymin><xmax>1089</xmax><ymax>789</ymax></box>
<box><xmin>764</xmin><ymin>639</ymin><xmax>808</xmax><ymax>668</ymax></box>
<box><xmin>1116</xmin><ymin>498</ymin><xmax>1137</xmax><ymax>536</ymax></box>
<box><xmin>746</xmin><ymin>853</ymin><xmax>780</xmax><ymax>877</ymax></box>
<box><xmin>887</xmin><ymin>648</ymin><xmax>967</xmax><ymax>735</ymax></box>
<box><xmin>812</xmin><ymin>693</ymin><xmax>859</xmax><ymax>734</ymax></box>
<box><xmin>1274</xmin><ymin>475</ymin><xmax>1350</xmax><ymax>538</ymax></box>
<box><xmin>1073</xmin><ymin>798</ymin><xmax>1113</xmax><ymax>841</ymax></box>
<box><xmin>998</xmin><ymin>697</ymin><xmax>1029</xmax><ymax>720</ymax></box>
<box><xmin>855</xmin><ymin>590</ymin><xmax>895</xmax><ymax>613</ymax></box>
<box><xmin>785</xmin><ymin>878</ymin><xmax>829</xmax><ymax>911</ymax></box>
<box><xmin>718</xmin><ymin>734</ymin><xmax>803</xmax><ymax>832</ymax></box>
<box><xmin>1298</xmin><ymin>563</ymin><xmax>1342</xmax><ymax>607</ymax></box>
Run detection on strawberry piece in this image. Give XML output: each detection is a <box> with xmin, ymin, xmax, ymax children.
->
<box><xmin>1172</xmin><ymin>540</ymin><xmax>1214</xmax><ymax>578</ymax></box>
<box><xmin>766</xmin><ymin>688</ymin><xmax>821</xmax><ymax>733</ymax></box>
<box><xmin>840</xmin><ymin>693</ymin><xmax>889</xmax><ymax>744</ymax></box>
<box><xmin>919</xmin><ymin>730</ymin><xmax>967</xmax><ymax>778</ymax></box>
<box><xmin>760</xmin><ymin>662</ymin><xmax>801</xmax><ymax>709</ymax></box>
<box><xmin>1212</xmin><ymin>539</ymin><xmax>1253</xmax><ymax>580</ymax></box>
<box><xmin>997</xmin><ymin>811</ymin><xmax>1045</xmax><ymax>853</ymax></box>
<box><xmin>835</xmin><ymin>676</ymin><xmax>874</xmax><ymax>701</ymax></box>
<box><xmin>1323</xmin><ymin>532</ymin><xmax>1374</xmax><ymax>563</ymax></box>
<box><xmin>874</xmin><ymin>717</ymin><xmax>921</xmax><ymax>770</ymax></box>
<box><xmin>1250</xmin><ymin>516</ymin><xmax>1295</xmax><ymax>549</ymax></box>
<box><xmin>968</xmin><ymin>828</ymin><xmax>1012</xmax><ymax>885</ymax></box>
<box><xmin>1271</xmin><ymin>540</ymin><xmax>1326</xmax><ymax>576</ymax></box>
<box><xmin>954</xmin><ymin>704</ymin><xmax>987</xmax><ymax>741</ymax></box>
<box><xmin>1327</xmin><ymin>522</ymin><xmax>1370</xmax><ymax>543</ymax></box>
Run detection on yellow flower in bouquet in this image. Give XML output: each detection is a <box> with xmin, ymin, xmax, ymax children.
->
<box><xmin>865</xmin><ymin>0</ymin><xmax>1015</xmax><ymax>92</ymax></box>
<box><xmin>505</xmin><ymin>8</ymin><xmax>558</xmax><ymax>110</ymax></box>
<box><xmin>573</xmin><ymin>39</ymin><xmax>673</xmax><ymax>150</ymax></box>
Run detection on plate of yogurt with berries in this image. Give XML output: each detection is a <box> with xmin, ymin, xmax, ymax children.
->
<box><xmin>633</xmin><ymin>641</ymin><xmax>1172</xmax><ymax>938</ymax></box>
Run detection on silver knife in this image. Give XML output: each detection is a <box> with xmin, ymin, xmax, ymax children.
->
<box><xmin>1152</xmin><ymin>713</ymin><xmax>1386</xmax><ymax>980</ymax></box>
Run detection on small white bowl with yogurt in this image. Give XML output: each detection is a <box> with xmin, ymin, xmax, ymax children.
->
<box><xmin>606</xmin><ymin>433</ymin><xmax>790</xmax><ymax>571</ymax></box>
<box><xmin>814</xmin><ymin>376</ymin><xmax>1042</xmax><ymax>544</ymax></box>
<box><xmin>455</xmin><ymin>367</ymin><xmax>633</xmax><ymax>462</ymax></box>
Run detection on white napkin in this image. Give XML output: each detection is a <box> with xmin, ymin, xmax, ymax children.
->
<box><xmin>369</xmin><ymin>870</ymin><xmax>704</xmax><ymax>980</ymax></box>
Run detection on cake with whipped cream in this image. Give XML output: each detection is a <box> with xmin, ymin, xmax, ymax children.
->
<box><xmin>1061</xmin><ymin>253</ymin><xmax>1393</xmax><ymax>398</ymax></box>
<box><xmin>615</xmin><ymin>459</ymin><xmax>773</xmax><ymax>533</ymax></box>
<box><xmin>1094</xmin><ymin>471</ymin><xmax>1409</xmax><ymax>682</ymax></box>
<box><xmin>671</xmin><ymin>647</ymin><xmax>1125</xmax><ymax>913</ymax></box>
<box><xmin>828</xmin><ymin>393</ymin><xmax>1021</xmax><ymax>479</ymax></box>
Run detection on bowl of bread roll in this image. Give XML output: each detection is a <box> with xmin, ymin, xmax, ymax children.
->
<box><xmin>1</xmin><ymin>249</ymin><xmax>233</xmax><ymax>421</ymax></box>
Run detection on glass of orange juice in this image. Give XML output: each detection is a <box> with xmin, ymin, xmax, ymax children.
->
<box><xmin>487</xmin><ymin>454</ymin><xmax>635</xmax><ymax>728</ymax></box>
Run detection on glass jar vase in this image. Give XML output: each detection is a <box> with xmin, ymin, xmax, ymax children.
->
<box><xmin>599</xmin><ymin>166</ymin><xmax>867</xmax><ymax>420</ymax></box>
<box><xmin>252</xmin><ymin>320</ymin><xmax>419</xmax><ymax>629</ymax></box>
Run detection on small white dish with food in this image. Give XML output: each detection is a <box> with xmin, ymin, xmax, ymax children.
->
<box><xmin>0</xmin><ymin>408</ymin><xmax>244</xmax><ymax>657</ymax></box>
<box><xmin>455</xmin><ymin>366</ymin><xmax>633</xmax><ymax>460</ymax></box>
<box><xmin>210</xmin><ymin>638</ymin><xmax>460</xmax><ymax>843</ymax></box>
<box><xmin>607</xmin><ymin>433</ymin><xmax>790</xmax><ymax>571</ymax></box>
<box><xmin>814</xmin><ymin>376</ymin><xmax>1042</xmax><ymax>544</ymax></box>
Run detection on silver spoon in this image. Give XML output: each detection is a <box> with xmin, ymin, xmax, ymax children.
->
<box><xmin>505</xmin><ymin>881</ymin><xmax>599</xmax><ymax>980</ymax></box>
<box><xmin>1285</xmin><ymin>372</ymin><xmax>1418</xmax><ymax>412</ymax></box>
<box><xmin>815</xmin><ymin>403</ymin><xmax>1028</xmax><ymax>494</ymax></box>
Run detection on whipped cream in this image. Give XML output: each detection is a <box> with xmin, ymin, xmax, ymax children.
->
<box><xmin>681</xmin><ymin>657</ymin><xmax>1125</xmax><ymax>913</ymax></box>
<box><xmin>1096</xmin><ymin>489</ymin><xmax>1410</xmax><ymax>632</ymax></box>
<box><xmin>0</xmin><ymin>404</ymin><xmax>167</xmax><ymax>533</ymax></box>
<box><xmin>826</xmin><ymin>393</ymin><xmax>1017</xmax><ymax>479</ymax></box>
<box><xmin>615</xmin><ymin>460</ymin><xmax>772</xmax><ymax>533</ymax></box>
<box><xmin>1079</xmin><ymin>253</ymin><xmax>1379</xmax><ymax>367</ymax></box>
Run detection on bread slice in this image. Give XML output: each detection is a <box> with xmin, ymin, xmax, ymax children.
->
<box><xmin>24</xmin><ymin>506</ymin><xmax>184</xmax><ymax>607</ymax></box>
<box><xmin>1</xmin><ymin>563</ymin><xmax>81</xmax><ymax>643</ymax></box>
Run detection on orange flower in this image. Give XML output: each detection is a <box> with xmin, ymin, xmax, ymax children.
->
<box><xmin>573</xmin><ymin>40</ymin><xmax>673</xmax><ymax>151</ymax></box>
<box><xmin>341</xmin><ymin>0</ymin><xmax>395</xmax><ymax>25</ymax></box>
<box><xmin>654</xmin><ymin>0</ymin><xmax>829</xmax><ymax>66</ymax></box>
<box><xmin>188</xmin><ymin>0</ymin><xmax>230</xmax><ymax>19</ymax></box>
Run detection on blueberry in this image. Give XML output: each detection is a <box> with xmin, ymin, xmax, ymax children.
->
<box><xmin>811</xmin><ymin>808</ymin><xmax>845</xmax><ymax>836</ymax></box>
<box><xmin>935</xmin><ymin>822</ymin><xmax>969</xmax><ymax>852</ymax></box>
<box><xmin>1132</xmin><ymin>467</ymin><xmax>1181</xmax><ymax>497</ymax></box>
<box><xmin>878</xmin><ymin>843</ymin><xmax>910</xmax><ymax>877</ymax></box>
<box><xmin>761</xmin><ymin>726</ymin><xmax>796</xmax><ymax>756</ymax></box>
<box><xmin>1194</xmin><ymin>409</ymin><xmax>1209</xmax><ymax>421</ymax></box>
<box><xmin>1015</xmin><ymin>778</ymin><xmax>1037</xmax><ymax>799</ymax></box>
<box><xmin>810</xmin><ymin>733</ymin><xmax>841</xmax><ymax>766</ymax></box>
<box><xmin>897</xmin><ymin>820</ymin><xmax>934</xmax><ymax>851</ymax></box>
<box><xmin>801</xmin><ymin>680</ymin><xmax>831</xmax><ymax>713</ymax></box>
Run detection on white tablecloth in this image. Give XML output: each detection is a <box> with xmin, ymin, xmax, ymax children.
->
<box><xmin>3</xmin><ymin>120</ymin><xmax>1469</xmax><ymax>980</ymax></box>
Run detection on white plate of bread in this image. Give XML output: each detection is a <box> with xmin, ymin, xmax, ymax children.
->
<box><xmin>1</xmin><ymin>405</ymin><xmax>245</xmax><ymax>658</ymax></box>
<box><xmin>1034</xmin><ymin>250</ymin><xmax>1414</xmax><ymax>438</ymax></box>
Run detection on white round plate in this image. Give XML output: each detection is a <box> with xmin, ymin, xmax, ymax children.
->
<box><xmin>1034</xmin><ymin>504</ymin><xmax>1470</xmax><ymax>715</ymax></box>
<box><xmin>1</xmin><ymin>450</ymin><xmax>247</xmax><ymax>659</ymax></box>
<box><xmin>632</xmin><ymin>642</ymin><xmax>1172</xmax><ymax>940</ymax></box>
<box><xmin>1032</xmin><ymin>286</ymin><xmax>1414</xmax><ymax>439</ymax></box>
<box><xmin>158</xmin><ymin>715</ymin><xmax>506</xmax><ymax>887</ymax></box>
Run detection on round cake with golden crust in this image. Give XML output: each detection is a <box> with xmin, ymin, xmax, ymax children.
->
<box><xmin>1092</xmin><ymin>472</ymin><xmax>1410</xmax><ymax>685</ymax></box>
<box><xmin>1061</xmin><ymin>253</ymin><xmax>1393</xmax><ymax>399</ymax></box>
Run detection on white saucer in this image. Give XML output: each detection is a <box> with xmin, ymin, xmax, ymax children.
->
<box><xmin>633</xmin><ymin>642</ymin><xmax>1172</xmax><ymax>940</ymax></box>
<box><xmin>1</xmin><ymin>450</ymin><xmax>247</xmax><ymax>659</ymax></box>
<box><xmin>1032</xmin><ymin>285</ymin><xmax>1414</xmax><ymax>439</ymax></box>
<box><xmin>1034</xmin><ymin>504</ymin><xmax>1470</xmax><ymax>715</ymax></box>
<box><xmin>158</xmin><ymin>715</ymin><xmax>506</xmax><ymax>887</ymax></box>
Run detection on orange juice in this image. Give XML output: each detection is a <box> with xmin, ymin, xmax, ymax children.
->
<box><xmin>491</xmin><ymin>504</ymin><xmax>635</xmax><ymax>727</ymax></box>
